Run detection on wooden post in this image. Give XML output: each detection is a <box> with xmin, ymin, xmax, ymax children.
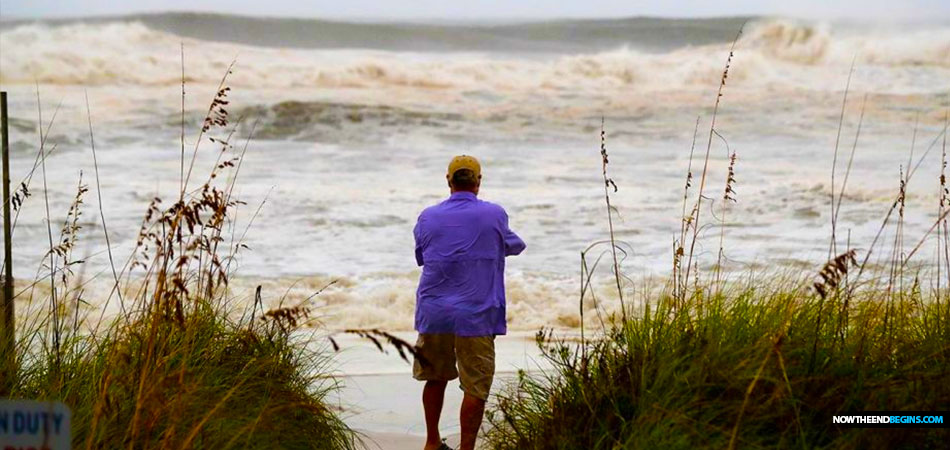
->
<box><xmin>1</xmin><ymin>91</ymin><xmax>13</xmax><ymax>396</ymax></box>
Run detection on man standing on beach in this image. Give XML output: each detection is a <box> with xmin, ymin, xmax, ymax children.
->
<box><xmin>412</xmin><ymin>155</ymin><xmax>526</xmax><ymax>450</ymax></box>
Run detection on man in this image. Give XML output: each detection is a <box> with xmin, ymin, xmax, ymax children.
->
<box><xmin>412</xmin><ymin>155</ymin><xmax>526</xmax><ymax>450</ymax></box>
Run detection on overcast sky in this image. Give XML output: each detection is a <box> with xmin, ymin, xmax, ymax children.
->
<box><xmin>2</xmin><ymin>0</ymin><xmax>949</xmax><ymax>22</ymax></box>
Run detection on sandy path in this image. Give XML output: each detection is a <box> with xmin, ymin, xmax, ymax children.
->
<box><xmin>329</xmin><ymin>332</ymin><xmax>556</xmax><ymax>449</ymax></box>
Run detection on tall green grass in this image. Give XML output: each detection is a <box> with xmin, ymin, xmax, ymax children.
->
<box><xmin>486</xmin><ymin>278</ymin><xmax>949</xmax><ymax>449</ymax></box>
<box><xmin>13</xmin><ymin>297</ymin><xmax>355</xmax><ymax>449</ymax></box>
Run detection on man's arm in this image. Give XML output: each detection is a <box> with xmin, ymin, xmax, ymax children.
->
<box><xmin>502</xmin><ymin>211</ymin><xmax>526</xmax><ymax>256</ymax></box>
<box><xmin>414</xmin><ymin>216</ymin><xmax>425</xmax><ymax>266</ymax></box>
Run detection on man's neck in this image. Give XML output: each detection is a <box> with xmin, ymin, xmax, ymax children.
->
<box><xmin>450</xmin><ymin>190</ymin><xmax>477</xmax><ymax>198</ymax></box>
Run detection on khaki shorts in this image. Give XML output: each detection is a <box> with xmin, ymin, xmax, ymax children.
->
<box><xmin>412</xmin><ymin>334</ymin><xmax>495</xmax><ymax>401</ymax></box>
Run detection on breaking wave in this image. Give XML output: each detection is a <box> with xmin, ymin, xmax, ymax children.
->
<box><xmin>1</xmin><ymin>18</ymin><xmax>947</xmax><ymax>92</ymax></box>
<box><xmin>740</xmin><ymin>19</ymin><xmax>950</xmax><ymax>66</ymax></box>
<box><xmin>226</xmin><ymin>271</ymin><xmax>625</xmax><ymax>332</ymax></box>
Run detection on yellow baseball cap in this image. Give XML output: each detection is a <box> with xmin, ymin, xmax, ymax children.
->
<box><xmin>446</xmin><ymin>155</ymin><xmax>481</xmax><ymax>179</ymax></box>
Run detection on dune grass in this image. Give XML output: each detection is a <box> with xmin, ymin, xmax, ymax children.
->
<box><xmin>485</xmin><ymin>277</ymin><xmax>949</xmax><ymax>449</ymax></box>
<box><xmin>6</xmin><ymin>72</ymin><xmax>357</xmax><ymax>449</ymax></box>
<box><xmin>485</xmin><ymin>27</ymin><xmax>949</xmax><ymax>450</ymax></box>
<box><xmin>12</xmin><ymin>296</ymin><xmax>355</xmax><ymax>449</ymax></box>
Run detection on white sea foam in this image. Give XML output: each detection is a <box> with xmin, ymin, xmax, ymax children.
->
<box><xmin>1</xmin><ymin>17</ymin><xmax>947</xmax><ymax>332</ymax></box>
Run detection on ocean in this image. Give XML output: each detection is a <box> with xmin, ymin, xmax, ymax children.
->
<box><xmin>0</xmin><ymin>13</ymin><xmax>948</xmax><ymax>331</ymax></box>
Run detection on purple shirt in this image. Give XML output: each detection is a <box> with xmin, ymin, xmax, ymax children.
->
<box><xmin>413</xmin><ymin>191</ymin><xmax>526</xmax><ymax>337</ymax></box>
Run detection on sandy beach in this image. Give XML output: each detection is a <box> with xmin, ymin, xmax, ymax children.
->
<box><xmin>356</xmin><ymin>431</ymin><xmax>433</xmax><ymax>450</ymax></box>
<box><xmin>328</xmin><ymin>332</ymin><xmax>552</xmax><ymax>449</ymax></box>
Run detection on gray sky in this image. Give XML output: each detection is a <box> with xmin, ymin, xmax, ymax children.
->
<box><xmin>2</xmin><ymin>0</ymin><xmax>949</xmax><ymax>22</ymax></box>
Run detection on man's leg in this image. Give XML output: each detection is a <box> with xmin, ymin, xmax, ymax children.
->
<box><xmin>423</xmin><ymin>380</ymin><xmax>448</xmax><ymax>450</ymax></box>
<box><xmin>455</xmin><ymin>336</ymin><xmax>495</xmax><ymax>450</ymax></box>
<box><xmin>459</xmin><ymin>393</ymin><xmax>487</xmax><ymax>450</ymax></box>
<box><xmin>413</xmin><ymin>334</ymin><xmax>459</xmax><ymax>450</ymax></box>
